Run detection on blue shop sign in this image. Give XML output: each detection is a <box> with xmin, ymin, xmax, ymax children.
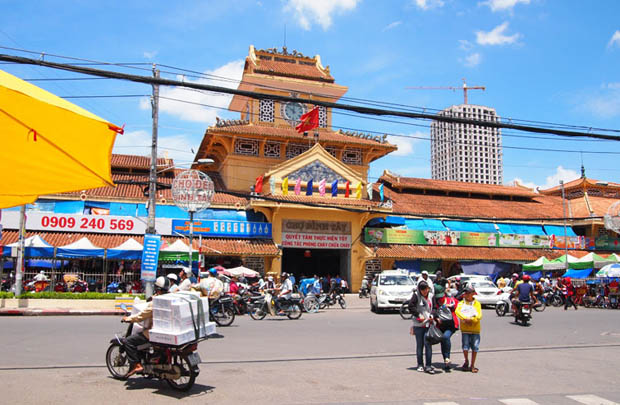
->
<box><xmin>172</xmin><ymin>219</ymin><xmax>272</xmax><ymax>239</ymax></box>
<box><xmin>140</xmin><ymin>234</ymin><xmax>161</xmax><ymax>282</ymax></box>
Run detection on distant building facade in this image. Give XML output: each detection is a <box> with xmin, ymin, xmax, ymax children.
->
<box><xmin>431</xmin><ymin>104</ymin><xmax>503</xmax><ymax>184</ymax></box>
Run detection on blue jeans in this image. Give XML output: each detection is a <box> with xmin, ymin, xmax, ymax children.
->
<box><xmin>413</xmin><ymin>326</ymin><xmax>432</xmax><ymax>367</ymax></box>
<box><xmin>440</xmin><ymin>329</ymin><xmax>455</xmax><ymax>360</ymax></box>
<box><xmin>461</xmin><ymin>333</ymin><xmax>480</xmax><ymax>352</ymax></box>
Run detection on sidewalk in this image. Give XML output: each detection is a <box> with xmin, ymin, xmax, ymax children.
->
<box><xmin>0</xmin><ymin>294</ymin><xmax>371</xmax><ymax>316</ymax></box>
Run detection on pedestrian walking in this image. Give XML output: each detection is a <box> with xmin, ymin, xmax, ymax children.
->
<box><xmin>435</xmin><ymin>286</ymin><xmax>459</xmax><ymax>372</ymax></box>
<box><xmin>455</xmin><ymin>286</ymin><xmax>482</xmax><ymax>373</ymax></box>
<box><xmin>563</xmin><ymin>277</ymin><xmax>578</xmax><ymax>310</ymax></box>
<box><xmin>408</xmin><ymin>281</ymin><xmax>435</xmax><ymax>374</ymax></box>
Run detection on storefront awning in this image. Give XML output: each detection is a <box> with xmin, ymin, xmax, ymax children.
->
<box><xmin>544</xmin><ymin>225</ymin><xmax>577</xmax><ymax>237</ymax></box>
<box><xmin>444</xmin><ymin>221</ymin><xmax>497</xmax><ymax>233</ymax></box>
<box><xmin>404</xmin><ymin>218</ymin><xmax>447</xmax><ymax>231</ymax></box>
<box><xmin>496</xmin><ymin>223</ymin><xmax>546</xmax><ymax>235</ymax></box>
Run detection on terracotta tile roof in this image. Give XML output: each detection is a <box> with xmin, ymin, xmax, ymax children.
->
<box><xmin>370</xmin><ymin>244</ymin><xmax>591</xmax><ymax>261</ymax></box>
<box><xmin>250</xmin><ymin>54</ymin><xmax>334</xmax><ymax>83</ymax></box>
<box><xmin>199</xmin><ymin>238</ymin><xmax>278</xmax><ymax>257</ymax></box>
<box><xmin>540</xmin><ymin>177</ymin><xmax>620</xmax><ymax>196</ymax></box>
<box><xmin>1</xmin><ymin>231</ymin><xmax>277</xmax><ymax>257</ymax></box>
<box><xmin>207</xmin><ymin>122</ymin><xmax>396</xmax><ymax>149</ymax></box>
<box><xmin>51</xmin><ymin>173</ymin><xmax>246</xmax><ymax>206</ymax></box>
<box><xmin>569</xmin><ymin>195</ymin><xmax>616</xmax><ymax>218</ymax></box>
<box><xmin>111</xmin><ymin>154</ymin><xmax>173</xmax><ymax>170</ymax></box>
<box><xmin>385</xmin><ymin>185</ymin><xmax>566</xmax><ymax>220</ymax></box>
<box><xmin>381</xmin><ymin>172</ymin><xmax>537</xmax><ymax>198</ymax></box>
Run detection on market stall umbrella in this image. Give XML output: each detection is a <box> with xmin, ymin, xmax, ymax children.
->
<box><xmin>596</xmin><ymin>263</ymin><xmax>620</xmax><ymax>278</ymax></box>
<box><xmin>0</xmin><ymin>69</ymin><xmax>122</xmax><ymax>209</ymax></box>
<box><xmin>223</xmin><ymin>266</ymin><xmax>260</xmax><ymax>278</ymax></box>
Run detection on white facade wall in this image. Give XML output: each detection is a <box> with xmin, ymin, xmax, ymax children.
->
<box><xmin>430</xmin><ymin>104</ymin><xmax>503</xmax><ymax>184</ymax></box>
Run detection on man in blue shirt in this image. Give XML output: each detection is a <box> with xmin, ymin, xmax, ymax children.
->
<box><xmin>512</xmin><ymin>274</ymin><xmax>535</xmax><ymax>313</ymax></box>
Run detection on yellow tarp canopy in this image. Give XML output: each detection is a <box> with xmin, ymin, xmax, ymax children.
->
<box><xmin>0</xmin><ymin>69</ymin><xmax>121</xmax><ymax>209</ymax></box>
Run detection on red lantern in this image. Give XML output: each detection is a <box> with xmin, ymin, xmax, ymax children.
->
<box><xmin>304</xmin><ymin>250</ymin><xmax>312</xmax><ymax>258</ymax></box>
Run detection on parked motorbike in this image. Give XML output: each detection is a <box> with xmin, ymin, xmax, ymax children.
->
<box><xmin>302</xmin><ymin>293</ymin><xmax>320</xmax><ymax>313</ymax></box>
<box><xmin>70</xmin><ymin>279</ymin><xmax>89</xmax><ymax>293</ymax></box>
<box><xmin>495</xmin><ymin>287</ymin><xmax>513</xmax><ymax>317</ymax></box>
<box><xmin>209</xmin><ymin>295</ymin><xmax>235</xmax><ymax>327</ymax></box>
<box><xmin>106</xmin><ymin>308</ymin><xmax>203</xmax><ymax>391</ymax></box>
<box><xmin>248</xmin><ymin>292</ymin><xmax>302</xmax><ymax>320</ymax></box>
<box><xmin>514</xmin><ymin>300</ymin><xmax>532</xmax><ymax>326</ymax></box>
<box><xmin>319</xmin><ymin>292</ymin><xmax>347</xmax><ymax>309</ymax></box>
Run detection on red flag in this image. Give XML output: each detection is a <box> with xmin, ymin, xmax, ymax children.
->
<box><xmin>255</xmin><ymin>175</ymin><xmax>264</xmax><ymax>193</ymax></box>
<box><xmin>295</xmin><ymin>106</ymin><xmax>320</xmax><ymax>134</ymax></box>
<box><xmin>345</xmin><ymin>181</ymin><xmax>350</xmax><ymax>198</ymax></box>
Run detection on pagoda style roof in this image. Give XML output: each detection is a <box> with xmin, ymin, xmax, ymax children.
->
<box><xmin>248</xmin><ymin>46</ymin><xmax>334</xmax><ymax>83</ymax></box>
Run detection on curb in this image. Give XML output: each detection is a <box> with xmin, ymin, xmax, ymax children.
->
<box><xmin>0</xmin><ymin>309</ymin><xmax>122</xmax><ymax>316</ymax></box>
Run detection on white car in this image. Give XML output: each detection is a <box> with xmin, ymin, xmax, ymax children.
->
<box><xmin>469</xmin><ymin>279</ymin><xmax>501</xmax><ymax>306</ymax></box>
<box><xmin>370</xmin><ymin>271</ymin><xmax>416</xmax><ymax>313</ymax></box>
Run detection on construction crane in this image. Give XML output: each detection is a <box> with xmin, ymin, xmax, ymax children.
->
<box><xmin>406</xmin><ymin>78</ymin><xmax>485</xmax><ymax>105</ymax></box>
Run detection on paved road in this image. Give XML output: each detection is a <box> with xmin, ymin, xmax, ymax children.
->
<box><xmin>1</xmin><ymin>304</ymin><xmax>619</xmax><ymax>404</ymax></box>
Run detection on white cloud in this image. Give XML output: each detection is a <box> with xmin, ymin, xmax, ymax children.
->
<box><xmin>386</xmin><ymin>133</ymin><xmax>424</xmax><ymax>156</ymax></box>
<box><xmin>581</xmin><ymin>91</ymin><xmax>620</xmax><ymax>118</ymax></box>
<box><xmin>113</xmin><ymin>130</ymin><xmax>199</xmax><ymax>164</ymax></box>
<box><xmin>139</xmin><ymin>59</ymin><xmax>244</xmax><ymax>124</ymax></box>
<box><xmin>480</xmin><ymin>0</ymin><xmax>530</xmax><ymax>12</ymax></box>
<box><xmin>510</xmin><ymin>166</ymin><xmax>580</xmax><ymax>191</ymax></box>
<box><xmin>414</xmin><ymin>0</ymin><xmax>445</xmax><ymax>10</ymax></box>
<box><xmin>462</xmin><ymin>52</ymin><xmax>482</xmax><ymax>67</ymax></box>
<box><xmin>476</xmin><ymin>22</ymin><xmax>520</xmax><ymax>45</ymax></box>
<box><xmin>283</xmin><ymin>0</ymin><xmax>359</xmax><ymax>31</ymax></box>
<box><xmin>382</xmin><ymin>21</ymin><xmax>402</xmax><ymax>32</ymax></box>
<box><xmin>608</xmin><ymin>30</ymin><xmax>620</xmax><ymax>48</ymax></box>
<box><xmin>143</xmin><ymin>51</ymin><xmax>158</xmax><ymax>59</ymax></box>
<box><xmin>458</xmin><ymin>39</ymin><xmax>474</xmax><ymax>51</ymax></box>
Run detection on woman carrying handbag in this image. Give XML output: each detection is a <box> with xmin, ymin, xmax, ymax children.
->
<box><xmin>435</xmin><ymin>285</ymin><xmax>459</xmax><ymax>372</ymax></box>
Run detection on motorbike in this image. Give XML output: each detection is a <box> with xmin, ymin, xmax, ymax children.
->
<box><xmin>358</xmin><ymin>286</ymin><xmax>370</xmax><ymax>298</ymax></box>
<box><xmin>106</xmin><ymin>308</ymin><xmax>203</xmax><ymax>391</ymax></box>
<box><xmin>318</xmin><ymin>292</ymin><xmax>347</xmax><ymax>309</ymax></box>
<box><xmin>248</xmin><ymin>291</ymin><xmax>302</xmax><ymax>320</ymax></box>
<box><xmin>400</xmin><ymin>300</ymin><xmax>413</xmax><ymax>320</ymax></box>
<box><xmin>70</xmin><ymin>279</ymin><xmax>89</xmax><ymax>293</ymax></box>
<box><xmin>495</xmin><ymin>287</ymin><xmax>513</xmax><ymax>317</ymax></box>
<box><xmin>549</xmin><ymin>289</ymin><xmax>565</xmax><ymax>307</ymax></box>
<box><xmin>514</xmin><ymin>300</ymin><xmax>532</xmax><ymax>326</ymax></box>
<box><xmin>533</xmin><ymin>289</ymin><xmax>550</xmax><ymax>312</ymax></box>
<box><xmin>209</xmin><ymin>295</ymin><xmax>235</xmax><ymax>327</ymax></box>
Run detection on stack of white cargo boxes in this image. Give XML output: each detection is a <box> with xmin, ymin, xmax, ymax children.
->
<box><xmin>149</xmin><ymin>292</ymin><xmax>216</xmax><ymax>345</ymax></box>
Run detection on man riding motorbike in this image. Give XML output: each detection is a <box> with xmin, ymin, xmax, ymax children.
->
<box><xmin>511</xmin><ymin>274</ymin><xmax>536</xmax><ymax>315</ymax></box>
<box><xmin>196</xmin><ymin>268</ymin><xmax>224</xmax><ymax>302</ymax></box>
<box><xmin>121</xmin><ymin>276</ymin><xmax>169</xmax><ymax>377</ymax></box>
<box><xmin>276</xmin><ymin>272</ymin><xmax>293</xmax><ymax>315</ymax></box>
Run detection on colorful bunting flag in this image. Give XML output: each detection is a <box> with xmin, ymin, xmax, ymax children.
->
<box><xmin>269</xmin><ymin>177</ymin><xmax>276</xmax><ymax>195</ymax></box>
<box><xmin>367</xmin><ymin>183</ymin><xmax>373</xmax><ymax>200</ymax></box>
<box><xmin>255</xmin><ymin>175</ymin><xmax>264</xmax><ymax>194</ymax></box>
<box><xmin>319</xmin><ymin>179</ymin><xmax>326</xmax><ymax>196</ymax></box>
<box><xmin>355</xmin><ymin>182</ymin><xmax>362</xmax><ymax>199</ymax></box>
<box><xmin>306</xmin><ymin>179</ymin><xmax>313</xmax><ymax>196</ymax></box>
<box><xmin>331</xmin><ymin>180</ymin><xmax>338</xmax><ymax>197</ymax></box>
<box><xmin>294</xmin><ymin>178</ymin><xmax>301</xmax><ymax>195</ymax></box>
<box><xmin>345</xmin><ymin>181</ymin><xmax>350</xmax><ymax>198</ymax></box>
<box><xmin>379</xmin><ymin>183</ymin><xmax>384</xmax><ymax>202</ymax></box>
<box><xmin>282</xmin><ymin>177</ymin><xmax>289</xmax><ymax>196</ymax></box>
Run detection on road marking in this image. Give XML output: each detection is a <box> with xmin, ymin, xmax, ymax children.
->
<box><xmin>499</xmin><ymin>399</ymin><xmax>540</xmax><ymax>405</ymax></box>
<box><xmin>567</xmin><ymin>394</ymin><xmax>619</xmax><ymax>405</ymax></box>
<box><xmin>424</xmin><ymin>402</ymin><xmax>460</xmax><ymax>405</ymax></box>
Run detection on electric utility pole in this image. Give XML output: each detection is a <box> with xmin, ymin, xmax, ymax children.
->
<box><xmin>144</xmin><ymin>65</ymin><xmax>160</xmax><ymax>298</ymax></box>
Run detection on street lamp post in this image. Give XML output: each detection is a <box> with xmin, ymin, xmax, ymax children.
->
<box><xmin>172</xmin><ymin>170</ymin><xmax>214</xmax><ymax>276</ymax></box>
<box><xmin>560</xmin><ymin>180</ymin><xmax>569</xmax><ymax>272</ymax></box>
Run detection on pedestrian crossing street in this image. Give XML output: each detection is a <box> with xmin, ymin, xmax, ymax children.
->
<box><xmin>424</xmin><ymin>393</ymin><xmax>619</xmax><ymax>405</ymax></box>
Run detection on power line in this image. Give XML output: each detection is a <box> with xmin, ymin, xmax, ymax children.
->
<box><xmin>2</xmin><ymin>53</ymin><xmax>619</xmax><ymax>142</ymax></box>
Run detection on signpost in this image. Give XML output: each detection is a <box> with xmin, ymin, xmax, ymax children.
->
<box><xmin>140</xmin><ymin>234</ymin><xmax>161</xmax><ymax>282</ymax></box>
<box><xmin>172</xmin><ymin>170</ymin><xmax>214</xmax><ymax>274</ymax></box>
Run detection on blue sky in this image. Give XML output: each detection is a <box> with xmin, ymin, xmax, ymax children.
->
<box><xmin>1</xmin><ymin>0</ymin><xmax>620</xmax><ymax>190</ymax></box>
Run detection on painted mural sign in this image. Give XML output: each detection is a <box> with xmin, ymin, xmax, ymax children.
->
<box><xmin>592</xmin><ymin>235</ymin><xmax>620</xmax><ymax>251</ymax></box>
<box><xmin>282</xmin><ymin>220</ymin><xmax>351</xmax><ymax>249</ymax></box>
<box><xmin>497</xmin><ymin>234</ymin><xmax>551</xmax><ymax>249</ymax></box>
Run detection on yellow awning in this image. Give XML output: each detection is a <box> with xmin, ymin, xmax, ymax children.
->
<box><xmin>0</xmin><ymin>69</ymin><xmax>122</xmax><ymax>209</ymax></box>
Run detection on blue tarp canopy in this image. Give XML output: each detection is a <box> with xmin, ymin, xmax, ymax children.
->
<box><xmin>544</xmin><ymin>225</ymin><xmax>577</xmax><ymax>237</ymax></box>
<box><xmin>444</xmin><ymin>221</ymin><xmax>497</xmax><ymax>233</ymax></box>
<box><xmin>404</xmin><ymin>219</ymin><xmax>447</xmax><ymax>231</ymax></box>
<box><xmin>497</xmin><ymin>223</ymin><xmax>546</xmax><ymax>235</ymax></box>
<box><xmin>56</xmin><ymin>238</ymin><xmax>105</xmax><ymax>259</ymax></box>
<box><xmin>561</xmin><ymin>268</ymin><xmax>593</xmax><ymax>279</ymax></box>
<box><xmin>368</xmin><ymin>216</ymin><xmax>407</xmax><ymax>227</ymax></box>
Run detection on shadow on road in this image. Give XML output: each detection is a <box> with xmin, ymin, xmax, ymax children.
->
<box><xmin>123</xmin><ymin>378</ymin><xmax>215</xmax><ymax>398</ymax></box>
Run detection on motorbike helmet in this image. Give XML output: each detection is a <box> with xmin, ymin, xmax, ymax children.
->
<box><xmin>154</xmin><ymin>276</ymin><xmax>170</xmax><ymax>293</ymax></box>
<box><xmin>512</xmin><ymin>273</ymin><xmax>519</xmax><ymax>279</ymax></box>
<box><xmin>522</xmin><ymin>274</ymin><xmax>531</xmax><ymax>282</ymax></box>
<box><xmin>281</xmin><ymin>272</ymin><xmax>288</xmax><ymax>279</ymax></box>
<box><xmin>208</xmin><ymin>268</ymin><xmax>218</xmax><ymax>276</ymax></box>
<box><xmin>166</xmin><ymin>273</ymin><xmax>178</xmax><ymax>282</ymax></box>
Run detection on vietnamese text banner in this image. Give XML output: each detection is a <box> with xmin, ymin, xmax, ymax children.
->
<box><xmin>282</xmin><ymin>233</ymin><xmax>352</xmax><ymax>249</ymax></box>
<box><xmin>141</xmin><ymin>234</ymin><xmax>161</xmax><ymax>282</ymax></box>
<box><xmin>172</xmin><ymin>219</ymin><xmax>272</xmax><ymax>238</ymax></box>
